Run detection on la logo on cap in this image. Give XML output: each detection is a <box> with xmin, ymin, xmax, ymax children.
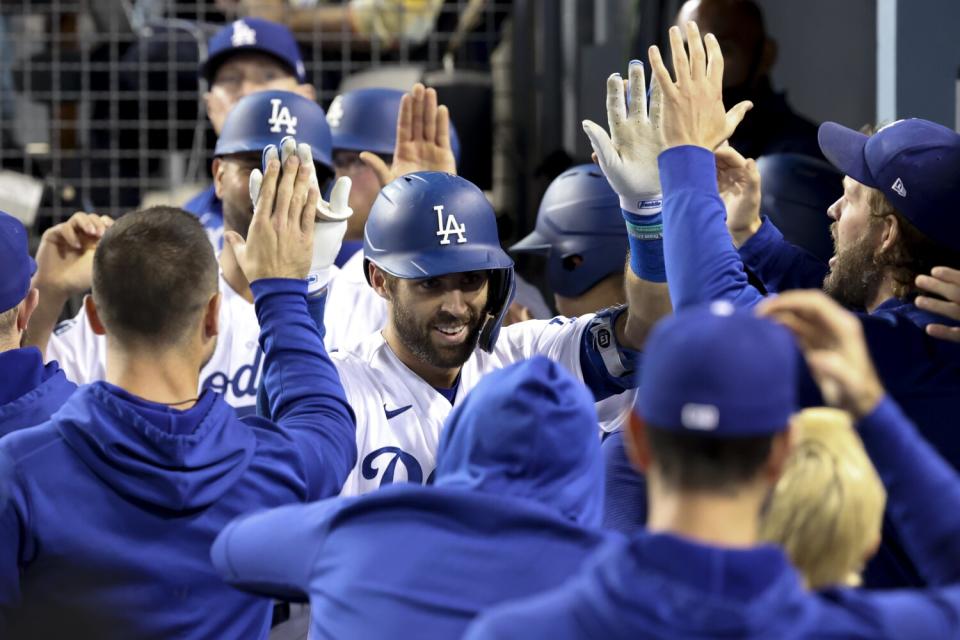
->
<box><xmin>891</xmin><ymin>177</ymin><xmax>907</xmax><ymax>198</ymax></box>
<box><xmin>231</xmin><ymin>20</ymin><xmax>257</xmax><ymax>47</ymax></box>
<box><xmin>435</xmin><ymin>205</ymin><xmax>467</xmax><ymax>245</ymax></box>
<box><xmin>268</xmin><ymin>99</ymin><xmax>298</xmax><ymax>134</ymax></box>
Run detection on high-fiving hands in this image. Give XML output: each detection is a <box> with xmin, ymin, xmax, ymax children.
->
<box><xmin>648</xmin><ymin>22</ymin><xmax>753</xmax><ymax>152</ymax></box>
<box><xmin>361</xmin><ymin>83</ymin><xmax>457</xmax><ymax>187</ymax></box>
<box><xmin>916</xmin><ymin>267</ymin><xmax>960</xmax><ymax>343</ymax></box>
<box><xmin>582</xmin><ymin>61</ymin><xmax>665</xmax><ymax>212</ymax></box>
<box><xmin>228</xmin><ymin>136</ymin><xmax>353</xmax><ymax>290</ymax></box>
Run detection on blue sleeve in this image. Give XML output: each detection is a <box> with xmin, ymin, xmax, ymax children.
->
<box><xmin>252</xmin><ymin>279</ymin><xmax>356</xmax><ymax>501</ymax></box>
<box><xmin>857</xmin><ymin>396</ymin><xmax>960</xmax><ymax>587</ymax></box>
<box><xmin>737</xmin><ymin>217</ymin><xmax>829</xmax><ymax>293</ymax></box>
<box><xmin>658</xmin><ymin>145</ymin><xmax>766</xmax><ymax>311</ymax></box>
<box><xmin>601</xmin><ymin>430</ymin><xmax>647</xmax><ymax>535</ymax></box>
<box><xmin>0</xmin><ymin>451</ymin><xmax>20</xmax><ymax>627</ymax></box>
<box><xmin>211</xmin><ymin>499</ymin><xmax>343</xmax><ymax>602</ymax></box>
<box><xmin>577</xmin><ymin>307</ymin><xmax>640</xmax><ymax>401</ymax></box>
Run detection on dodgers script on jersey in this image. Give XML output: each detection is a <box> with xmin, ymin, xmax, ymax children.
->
<box><xmin>47</xmin><ymin>274</ymin><xmax>264</xmax><ymax>416</ymax></box>
<box><xmin>331</xmin><ymin>315</ymin><xmax>634</xmax><ymax>496</ymax></box>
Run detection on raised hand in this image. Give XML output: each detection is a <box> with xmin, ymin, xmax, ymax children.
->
<box><xmin>34</xmin><ymin>212</ymin><xmax>114</xmax><ymax>297</ymax></box>
<box><xmin>758</xmin><ymin>290</ymin><xmax>885</xmax><ymax>418</ymax></box>
<box><xmin>916</xmin><ymin>266</ymin><xmax>960</xmax><ymax>342</ymax></box>
<box><xmin>226</xmin><ymin>136</ymin><xmax>320</xmax><ymax>283</ymax></box>
<box><xmin>360</xmin><ymin>83</ymin><xmax>456</xmax><ymax>187</ymax></box>
<box><xmin>715</xmin><ymin>144</ymin><xmax>762</xmax><ymax>247</ymax></box>
<box><xmin>648</xmin><ymin>22</ymin><xmax>753</xmax><ymax>151</ymax></box>
<box><xmin>582</xmin><ymin>60</ymin><xmax>664</xmax><ymax>211</ymax></box>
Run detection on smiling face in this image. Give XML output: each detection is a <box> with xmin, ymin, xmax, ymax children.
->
<box><xmin>379</xmin><ymin>269</ymin><xmax>490</xmax><ymax>370</ymax></box>
<box><xmin>822</xmin><ymin>177</ymin><xmax>886</xmax><ymax>309</ymax></box>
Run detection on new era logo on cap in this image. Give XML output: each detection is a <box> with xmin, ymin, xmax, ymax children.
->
<box><xmin>891</xmin><ymin>178</ymin><xmax>907</xmax><ymax>198</ymax></box>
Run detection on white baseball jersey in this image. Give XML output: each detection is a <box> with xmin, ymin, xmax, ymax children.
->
<box><xmin>47</xmin><ymin>273</ymin><xmax>265</xmax><ymax>416</ymax></box>
<box><xmin>331</xmin><ymin>314</ymin><xmax>635</xmax><ymax>496</ymax></box>
<box><xmin>324</xmin><ymin>250</ymin><xmax>388</xmax><ymax>352</ymax></box>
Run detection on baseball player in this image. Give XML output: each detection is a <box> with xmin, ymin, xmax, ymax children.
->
<box><xmin>509</xmin><ymin>164</ymin><xmax>649</xmax><ymax>533</ymax></box>
<box><xmin>584</xmin><ymin>22</ymin><xmax>960</xmax><ymax>586</ymax></box>
<box><xmin>26</xmin><ymin>91</ymin><xmax>342</xmax><ymax>417</ymax></box>
<box><xmin>0</xmin><ymin>211</ymin><xmax>76</xmax><ymax>436</ymax></box>
<box><xmin>185</xmin><ymin>17</ymin><xmax>317</xmax><ymax>248</ymax></box>
<box><xmin>305</xmin><ymin>160</ymin><xmax>670</xmax><ymax>495</ymax></box>
<box><xmin>0</xmin><ymin>141</ymin><xmax>356</xmax><ymax>638</ymax></box>
<box><xmin>468</xmin><ymin>296</ymin><xmax>960</xmax><ymax>639</ymax></box>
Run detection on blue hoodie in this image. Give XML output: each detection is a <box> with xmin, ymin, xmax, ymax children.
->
<box><xmin>212</xmin><ymin>356</ymin><xmax>614</xmax><ymax>639</ymax></box>
<box><xmin>466</xmin><ymin>397</ymin><xmax>960</xmax><ymax>640</ymax></box>
<box><xmin>0</xmin><ymin>279</ymin><xmax>356</xmax><ymax>639</ymax></box>
<box><xmin>656</xmin><ymin>145</ymin><xmax>960</xmax><ymax>587</ymax></box>
<box><xmin>0</xmin><ymin>347</ymin><xmax>76</xmax><ymax>437</ymax></box>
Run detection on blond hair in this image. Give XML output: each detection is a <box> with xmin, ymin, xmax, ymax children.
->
<box><xmin>760</xmin><ymin>408</ymin><xmax>886</xmax><ymax>589</ymax></box>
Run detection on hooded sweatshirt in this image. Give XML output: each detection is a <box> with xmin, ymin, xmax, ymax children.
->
<box><xmin>0</xmin><ymin>279</ymin><xmax>356</xmax><ymax>639</ymax></box>
<box><xmin>212</xmin><ymin>355</ymin><xmax>614</xmax><ymax>639</ymax></box>
<box><xmin>465</xmin><ymin>397</ymin><xmax>960</xmax><ymax>640</ymax></box>
<box><xmin>0</xmin><ymin>347</ymin><xmax>76</xmax><ymax>437</ymax></box>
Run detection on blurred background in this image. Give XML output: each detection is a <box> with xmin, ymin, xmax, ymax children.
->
<box><xmin>1</xmin><ymin>0</ymin><xmax>958</xmax><ymax>250</ymax></box>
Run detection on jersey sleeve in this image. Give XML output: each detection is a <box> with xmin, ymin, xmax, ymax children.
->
<box><xmin>44</xmin><ymin>308</ymin><xmax>106</xmax><ymax>385</ymax></box>
<box><xmin>210</xmin><ymin>498</ymin><xmax>342</xmax><ymax>602</ymax></box>
<box><xmin>737</xmin><ymin>217</ymin><xmax>829</xmax><ymax>293</ymax></box>
<box><xmin>496</xmin><ymin>316</ymin><xmax>635</xmax><ymax>432</ymax></box>
<box><xmin>659</xmin><ymin>145</ymin><xmax>766</xmax><ymax>311</ymax></box>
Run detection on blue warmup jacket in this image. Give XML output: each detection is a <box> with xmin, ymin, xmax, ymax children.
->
<box><xmin>0</xmin><ymin>280</ymin><xmax>356</xmax><ymax>639</ymax></box>
<box><xmin>213</xmin><ymin>356</ymin><xmax>614</xmax><ymax>640</ymax></box>
<box><xmin>658</xmin><ymin>145</ymin><xmax>960</xmax><ymax>586</ymax></box>
<box><xmin>0</xmin><ymin>347</ymin><xmax>76</xmax><ymax>437</ymax></box>
<box><xmin>600</xmin><ymin>430</ymin><xmax>647</xmax><ymax>535</ymax></box>
<box><xmin>466</xmin><ymin>397</ymin><xmax>960</xmax><ymax>640</ymax></box>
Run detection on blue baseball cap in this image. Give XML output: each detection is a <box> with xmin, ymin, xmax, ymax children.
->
<box><xmin>201</xmin><ymin>18</ymin><xmax>306</xmax><ymax>84</ymax></box>
<box><xmin>818</xmin><ymin>118</ymin><xmax>960</xmax><ymax>252</ymax></box>
<box><xmin>0</xmin><ymin>211</ymin><xmax>36</xmax><ymax>313</ymax></box>
<box><xmin>636</xmin><ymin>301</ymin><xmax>799</xmax><ymax>436</ymax></box>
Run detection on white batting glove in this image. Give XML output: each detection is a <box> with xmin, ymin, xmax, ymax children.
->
<box><xmin>249</xmin><ymin>137</ymin><xmax>354</xmax><ymax>294</ymax></box>
<box><xmin>582</xmin><ymin>61</ymin><xmax>665</xmax><ymax>215</ymax></box>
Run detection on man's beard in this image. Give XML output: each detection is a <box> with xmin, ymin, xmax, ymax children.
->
<box><xmin>391</xmin><ymin>303</ymin><xmax>485</xmax><ymax>371</ymax></box>
<box><xmin>223</xmin><ymin>201</ymin><xmax>253</xmax><ymax>238</ymax></box>
<box><xmin>822</xmin><ymin>224</ymin><xmax>884</xmax><ymax>310</ymax></box>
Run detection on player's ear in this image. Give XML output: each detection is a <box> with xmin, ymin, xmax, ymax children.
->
<box><xmin>203</xmin><ymin>292</ymin><xmax>221</xmax><ymax>340</ymax></box>
<box><xmin>369</xmin><ymin>264</ymin><xmax>391</xmax><ymax>300</ymax></box>
<box><xmin>295</xmin><ymin>82</ymin><xmax>317</xmax><ymax>102</ymax></box>
<box><xmin>764</xmin><ymin>419</ymin><xmax>796</xmax><ymax>484</ymax></box>
<box><xmin>16</xmin><ymin>288</ymin><xmax>40</xmax><ymax>333</ymax></box>
<box><xmin>84</xmin><ymin>294</ymin><xmax>107</xmax><ymax>336</ymax></box>
<box><xmin>625</xmin><ymin>411</ymin><xmax>652</xmax><ymax>473</ymax></box>
<box><xmin>212</xmin><ymin>158</ymin><xmax>224</xmax><ymax>199</ymax></box>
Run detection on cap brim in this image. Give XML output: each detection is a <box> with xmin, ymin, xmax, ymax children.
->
<box><xmin>200</xmin><ymin>48</ymin><xmax>300</xmax><ymax>83</ymax></box>
<box><xmin>508</xmin><ymin>230</ymin><xmax>552</xmax><ymax>254</ymax></box>
<box><xmin>818</xmin><ymin>122</ymin><xmax>876</xmax><ymax>188</ymax></box>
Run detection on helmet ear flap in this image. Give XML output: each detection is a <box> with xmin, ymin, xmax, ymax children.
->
<box><xmin>477</xmin><ymin>268</ymin><xmax>516</xmax><ymax>353</ymax></box>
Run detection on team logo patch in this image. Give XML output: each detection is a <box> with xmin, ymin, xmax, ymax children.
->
<box><xmin>326</xmin><ymin>95</ymin><xmax>344</xmax><ymax>129</ymax></box>
<box><xmin>268</xmin><ymin>98</ymin><xmax>298</xmax><ymax>134</ymax></box>
<box><xmin>891</xmin><ymin>177</ymin><xmax>907</xmax><ymax>198</ymax></box>
<box><xmin>435</xmin><ymin>205</ymin><xmax>467</xmax><ymax>245</ymax></box>
<box><xmin>230</xmin><ymin>21</ymin><xmax>257</xmax><ymax>47</ymax></box>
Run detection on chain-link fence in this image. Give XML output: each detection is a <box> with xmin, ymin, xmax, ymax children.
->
<box><xmin>0</xmin><ymin>0</ymin><xmax>513</xmax><ymax>240</ymax></box>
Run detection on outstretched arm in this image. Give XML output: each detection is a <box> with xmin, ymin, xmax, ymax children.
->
<box><xmin>761</xmin><ymin>290</ymin><xmax>960</xmax><ymax>586</ymax></box>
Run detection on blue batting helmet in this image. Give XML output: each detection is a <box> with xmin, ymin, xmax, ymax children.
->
<box><xmin>201</xmin><ymin>18</ymin><xmax>306</xmax><ymax>83</ymax></box>
<box><xmin>510</xmin><ymin>164</ymin><xmax>627</xmax><ymax>298</ymax></box>
<box><xmin>327</xmin><ymin>88</ymin><xmax>462</xmax><ymax>166</ymax></box>
<box><xmin>364</xmin><ymin>171</ymin><xmax>514</xmax><ymax>352</ymax></box>
<box><xmin>215</xmin><ymin>90</ymin><xmax>333</xmax><ymax>176</ymax></box>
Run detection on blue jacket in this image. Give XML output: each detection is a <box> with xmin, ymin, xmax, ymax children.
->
<box><xmin>212</xmin><ymin>356</ymin><xmax>613</xmax><ymax>639</ymax></box>
<box><xmin>0</xmin><ymin>347</ymin><xmax>76</xmax><ymax>437</ymax></box>
<box><xmin>658</xmin><ymin>145</ymin><xmax>960</xmax><ymax>586</ymax></box>
<box><xmin>183</xmin><ymin>184</ymin><xmax>224</xmax><ymax>249</ymax></box>
<box><xmin>0</xmin><ymin>279</ymin><xmax>356</xmax><ymax>639</ymax></box>
<box><xmin>465</xmin><ymin>397</ymin><xmax>960</xmax><ymax>640</ymax></box>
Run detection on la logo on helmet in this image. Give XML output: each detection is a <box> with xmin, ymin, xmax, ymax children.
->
<box><xmin>435</xmin><ymin>205</ymin><xmax>467</xmax><ymax>245</ymax></box>
<box><xmin>268</xmin><ymin>99</ymin><xmax>298</xmax><ymax>134</ymax></box>
<box><xmin>231</xmin><ymin>21</ymin><xmax>257</xmax><ymax>47</ymax></box>
<box><xmin>326</xmin><ymin>95</ymin><xmax>344</xmax><ymax>129</ymax></box>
